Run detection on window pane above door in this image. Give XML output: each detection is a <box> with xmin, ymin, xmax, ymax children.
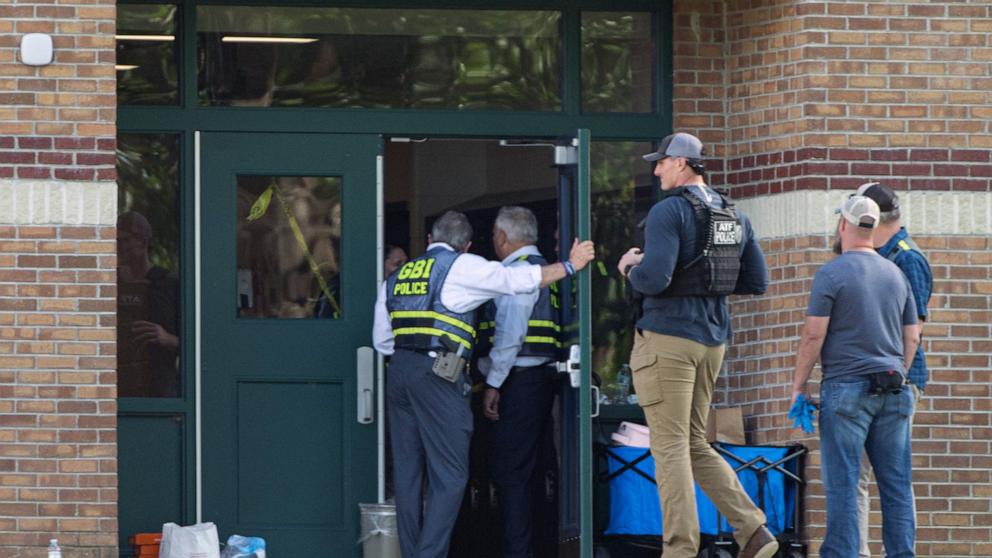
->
<box><xmin>117</xmin><ymin>4</ymin><xmax>179</xmax><ymax>105</ymax></box>
<box><xmin>581</xmin><ymin>12</ymin><xmax>654</xmax><ymax>113</ymax></box>
<box><xmin>197</xmin><ymin>6</ymin><xmax>561</xmax><ymax>110</ymax></box>
<box><xmin>237</xmin><ymin>176</ymin><xmax>343</xmax><ymax>319</ymax></box>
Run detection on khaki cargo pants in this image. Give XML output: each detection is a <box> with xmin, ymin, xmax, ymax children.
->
<box><xmin>629</xmin><ymin>331</ymin><xmax>766</xmax><ymax>558</ymax></box>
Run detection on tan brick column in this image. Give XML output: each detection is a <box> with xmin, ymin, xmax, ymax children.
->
<box><xmin>1</xmin><ymin>0</ymin><xmax>119</xmax><ymax>556</ymax></box>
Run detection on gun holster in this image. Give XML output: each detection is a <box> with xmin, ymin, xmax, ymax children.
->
<box><xmin>867</xmin><ymin>370</ymin><xmax>904</xmax><ymax>396</ymax></box>
<box><xmin>431</xmin><ymin>337</ymin><xmax>466</xmax><ymax>383</ymax></box>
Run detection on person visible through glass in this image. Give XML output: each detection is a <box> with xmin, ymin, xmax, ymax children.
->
<box><xmin>117</xmin><ymin>211</ymin><xmax>180</xmax><ymax>398</ymax></box>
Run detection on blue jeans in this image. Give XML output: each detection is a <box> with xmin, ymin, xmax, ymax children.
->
<box><xmin>819</xmin><ymin>377</ymin><xmax>916</xmax><ymax>558</ymax></box>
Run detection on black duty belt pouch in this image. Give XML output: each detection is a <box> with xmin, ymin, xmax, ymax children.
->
<box><xmin>868</xmin><ymin>370</ymin><xmax>904</xmax><ymax>395</ymax></box>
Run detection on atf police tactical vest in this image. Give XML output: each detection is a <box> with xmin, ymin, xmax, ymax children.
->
<box><xmin>659</xmin><ymin>186</ymin><xmax>743</xmax><ymax>298</ymax></box>
<box><xmin>475</xmin><ymin>253</ymin><xmax>558</xmax><ymax>361</ymax></box>
<box><xmin>386</xmin><ymin>247</ymin><xmax>477</xmax><ymax>358</ymax></box>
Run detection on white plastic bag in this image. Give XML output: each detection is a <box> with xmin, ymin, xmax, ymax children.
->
<box><xmin>159</xmin><ymin>522</ymin><xmax>221</xmax><ymax>558</ymax></box>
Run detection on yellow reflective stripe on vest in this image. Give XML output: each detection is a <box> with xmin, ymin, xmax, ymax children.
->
<box><xmin>389</xmin><ymin>310</ymin><xmax>476</xmax><ymax>336</ymax></box>
<box><xmin>898</xmin><ymin>240</ymin><xmax>912</xmax><ymax>251</ymax></box>
<box><xmin>527</xmin><ymin>319</ymin><xmax>560</xmax><ymax>332</ymax></box>
<box><xmin>393</xmin><ymin>327</ymin><xmax>472</xmax><ymax>349</ymax></box>
<box><xmin>524</xmin><ymin>335</ymin><xmax>560</xmax><ymax>346</ymax></box>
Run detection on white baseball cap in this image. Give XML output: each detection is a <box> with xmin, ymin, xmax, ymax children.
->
<box><xmin>837</xmin><ymin>195</ymin><xmax>880</xmax><ymax>229</ymax></box>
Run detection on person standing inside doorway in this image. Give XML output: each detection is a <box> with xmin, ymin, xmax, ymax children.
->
<box><xmin>853</xmin><ymin>182</ymin><xmax>932</xmax><ymax>557</ymax></box>
<box><xmin>476</xmin><ymin>206</ymin><xmax>559</xmax><ymax>558</ymax></box>
<box><xmin>117</xmin><ymin>210</ymin><xmax>180</xmax><ymax>398</ymax></box>
<box><xmin>372</xmin><ymin>210</ymin><xmax>594</xmax><ymax>558</ymax></box>
<box><xmin>384</xmin><ymin>244</ymin><xmax>409</xmax><ymax>278</ymax></box>
<box><xmin>792</xmin><ymin>195</ymin><xmax>919</xmax><ymax>558</ymax></box>
<box><xmin>616</xmin><ymin>132</ymin><xmax>776</xmax><ymax>558</ymax></box>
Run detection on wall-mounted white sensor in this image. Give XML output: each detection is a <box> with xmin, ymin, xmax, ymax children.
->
<box><xmin>21</xmin><ymin>33</ymin><xmax>54</xmax><ymax>66</ymax></box>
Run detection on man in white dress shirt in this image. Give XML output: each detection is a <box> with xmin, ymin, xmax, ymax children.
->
<box><xmin>475</xmin><ymin>206</ymin><xmax>560</xmax><ymax>558</ymax></box>
<box><xmin>372</xmin><ymin>210</ymin><xmax>594</xmax><ymax>558</ymax></box>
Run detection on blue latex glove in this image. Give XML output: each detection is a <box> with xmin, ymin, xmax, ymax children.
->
<box><xmin>788</xmin><ymin>393</ymin><xmax>817</xmax><ymax>434</ymax></box>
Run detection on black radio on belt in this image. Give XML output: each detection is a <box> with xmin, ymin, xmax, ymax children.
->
<box><xmin>868</xmin><ymin>369</ymin><xmax>904</xmax><ymax>396</ymax></box>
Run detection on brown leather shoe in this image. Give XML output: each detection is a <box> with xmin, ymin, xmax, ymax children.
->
<box><xmin>738</xmin><ymin>525</ymin><xmax>779</xmax><ymax>558</ymax></box>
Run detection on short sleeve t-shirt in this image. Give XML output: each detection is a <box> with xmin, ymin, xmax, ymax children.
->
<box><xmin>807</xmin><ymin>250</ymin><xmax>917</xmax><ymax>381</ymax></box>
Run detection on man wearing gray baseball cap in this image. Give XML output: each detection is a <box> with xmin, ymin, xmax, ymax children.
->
<box><xmin>617</xmin><ymin>132</ymin><xmax>776</xmax><ymax>558</ymax></box>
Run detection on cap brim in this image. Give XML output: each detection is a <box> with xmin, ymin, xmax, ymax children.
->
<box><xmin>642</xmin><ymin>152</ymin><xmax>665</xmax><ymax>162</ymax></box>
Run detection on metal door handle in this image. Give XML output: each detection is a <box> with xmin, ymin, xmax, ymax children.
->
<box><xmin>356</xmin><ymin>347</ymin><xmax>374</xmax><ymax>424</ymax></box>
<box><xmin>555</xmin><ymin>344</ymin><xmax>582</xmax><ymax>388</ymax></box>
<box><xmin>591</xmin><ymin>385</ymin><xmax>600</xmax><ymax>418</ymax></box>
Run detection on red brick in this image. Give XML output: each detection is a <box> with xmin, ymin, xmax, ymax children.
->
<box><xmin>16</xmin><ymin>137</ymin><xmax>52</xmax><ymax>150</ymax></box>
<box><xmin>16</xmin><ymin>167</ymin><xmax>51</xmax><ymax>179</ymax></box>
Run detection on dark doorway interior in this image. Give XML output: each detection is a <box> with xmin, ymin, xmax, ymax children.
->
<box><xmin>383</xmin><ymin>137</ymin><xmax>564</xmax><ymax>557</ymax></box>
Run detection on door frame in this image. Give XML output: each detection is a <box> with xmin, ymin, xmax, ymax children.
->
<box><xmin>193</xmin><ymin>132</ymin><xmax>382</xmax><ymax>556</ymax></box>
<box><xmin>176</xmin><ymin>128</ymin><xmax>617</xmax><ymax>555</ymax></box>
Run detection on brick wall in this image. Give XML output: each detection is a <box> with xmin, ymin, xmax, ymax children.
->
<box><xmin>719</xmin><ymin>0</ymin><xmax>992</xmax><ymax>195</ymax></box>
<box><xmin>672</xmin><ymin>1</ymin><xmax>992</xmax><ymax>556</ymax></box>
<box><xmin>1</xmin><ymin>0</ymin><xmax>118</xmax><ymax>556</ymax></box>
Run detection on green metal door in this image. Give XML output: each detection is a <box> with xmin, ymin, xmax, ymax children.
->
<box><xmin>199</xmin><ymin>132</ymin><xmax>380</xmax><ymax>557</ymax></box>
<box><xmin>575</xmin><ymin>129</ymin><xmax>594</xmax><ymax>558</ymax></box>
<box><xmin>556</xmin><ymin>129</ymin><xmax>594</xmax><ymax>558</ymax></box>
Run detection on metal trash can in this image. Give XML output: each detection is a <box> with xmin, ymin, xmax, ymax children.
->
<box><xmin>359</xmin><ymin>503</ymin><xmax>400</xmax><ymax>558</ymax></box>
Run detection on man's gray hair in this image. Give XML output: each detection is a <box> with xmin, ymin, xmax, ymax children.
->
<box><xmin>495</xmin><ymin>206</ymin><xmax>538</xmax><ymax>244</ymax></box>
<box><xmin>431</xmin><ymin>211</ymin><xmax>473</xmax><ymax>249</ymax></box>
<box><xmin>879</xmin><ymin>208</ymin><xmax>901</xmax><ymax>225</ymax></box>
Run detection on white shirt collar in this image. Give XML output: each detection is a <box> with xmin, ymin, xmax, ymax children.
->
<box><xmin>427</xmin><ymin>242</ymin><xmax>456</xmax><ymax>252</ymax></box>
<box><xmin>501</xmin><ymin>245</ymin><xmax>541</xmax><ymax>265</ymax></box>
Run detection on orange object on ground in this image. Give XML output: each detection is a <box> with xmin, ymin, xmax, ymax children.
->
<box><xmin>131</xmin><ymin>533</ymin><xmax>163</xmax><ymax>546</ymax></box>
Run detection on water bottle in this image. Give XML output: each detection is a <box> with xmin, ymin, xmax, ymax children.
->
<box><xmin>615</xmin><ymin>364</ymin><xmax>632</xmax><ymax>404</ymax></box>
<box><xmin>47</xmin><ymin>539</ymin><xmax>62</xmax><ymax>558</ymax></box>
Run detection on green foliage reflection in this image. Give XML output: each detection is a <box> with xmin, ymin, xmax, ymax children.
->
<box><xmin>590</xmin><ymin>141</ymin><xmax>655</xmax><ymax>385</ymax></box>
<box><xmin>581</xmin><ymin>12</ymin><xmax>653</xmax><ymax>113</ymax></box>
<box><xmin>117</xmin><ymin>4</ymin><xmax>178</xmax><ymax>105</ymax></box>
<box><xmin>117</xmin><ymin>134</ymin><xmax>181</xmax><ymax>272</ymax></box>
<box><xmin>196</xmin><ymin>7</ymin><xmax>561</xmax><ymax>110</ymax></box>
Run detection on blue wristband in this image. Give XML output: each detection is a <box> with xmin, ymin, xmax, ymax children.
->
<box><xmin>562</xmin><ymin>260</ymin><xmax>576</xmax><ymax>276</ymax></box>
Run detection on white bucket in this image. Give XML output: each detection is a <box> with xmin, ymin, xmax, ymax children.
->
<box><xmin>358</xmin><ymin>503</ymin><xmax>400</xmax><ymax>558</ymax></box>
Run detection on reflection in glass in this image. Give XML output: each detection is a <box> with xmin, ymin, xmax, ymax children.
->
<box><xmin>117</xmin><ymin>4</ymin><xmax>179</xmax><ymax>105</ymax></box>
<box><xmin>590</xmin><ymin>142</ymin><xmax>655</xmax><ymax>388</ymax></box>
<box><xmin>197</xmin><ymin>7</ymin><xmax>561</xmax><ymax>110</ymax></box>
<box><xmin>581</xmin><ymin>12</ymin><xmax>653</xmax><ymax>113</ymax></box>
<box><xmin>116</xmin><ymin>134</ymin><xmax>182</xmax><ymax>398</ymax></box>
<box><xmin>237</xmin><ymin>176</ymin><xmax>343</xmax><ymax>319</ymax></box>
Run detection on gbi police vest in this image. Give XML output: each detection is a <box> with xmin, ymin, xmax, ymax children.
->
<box><xmin>386</xmin><ymin>247</ymin><xmax>477</xmax><ymax>358</ymax></box>
<box><xmin>658</xmin><ymin>187</ymin><xmax>743</xmax><ymax>298</ymax></box>
<box><xmin>476</xmin><ymin>253</ymin><xmax>558</xmax><ymax>360</ymax></box>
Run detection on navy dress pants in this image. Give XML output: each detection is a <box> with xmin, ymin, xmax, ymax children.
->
<box><xmin>487</xmin><ymin>365</ymin><xmax>557</xmax><ymax>558</ymax></box>
<box><xmin>388</xmin><ymin>349</ymin><xmax>473</xmax><ymax>558</ymax></box>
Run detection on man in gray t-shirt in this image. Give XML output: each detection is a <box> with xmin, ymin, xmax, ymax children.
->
<box><xmin>791</xmin><ymin>195</ymin><xmax>920</xmax><ymax>558</ymax></box>
<box><xmin>808</xmin><ymin>250</ymin><xmax>917</xmax><ymax>381</ymax></box>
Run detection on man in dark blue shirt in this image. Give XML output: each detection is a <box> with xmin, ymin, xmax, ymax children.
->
<box><xmin>617</xmin><ymin>132</ymin><xmax>775</xmax><ymax>558</ymax></box>
<box><xmin>854</xmin><ymin>182</ymin><xmax>932</xmax><ymax>558</ymax></box>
